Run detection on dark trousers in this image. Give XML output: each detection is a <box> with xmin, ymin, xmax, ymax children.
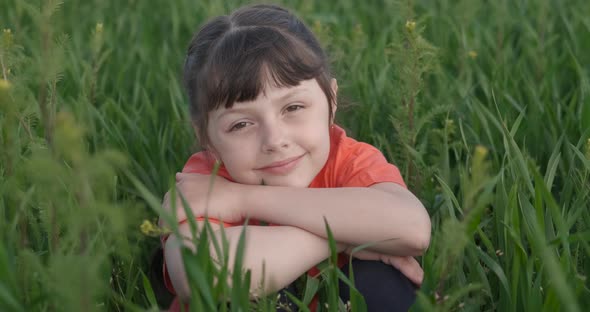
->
<box><xmin>278</xmin><ymin>259</ymin><xmax>417</xmax><ymax>312</ymax></box>
<box><xmin>339</xmin><ymin>259</ymin><xmax>417</xmax><ymax>311</ymax></box>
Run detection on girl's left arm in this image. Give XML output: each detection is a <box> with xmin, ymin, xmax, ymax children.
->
<box><xmin>171</xmin><ymin>173</ymin><xmax>429</xmax><ymax>257</ymax></box>
<box><xmin>242</xmin><ymin>182</ymin><xmax>431</xmax><ymax>256</ymax></box>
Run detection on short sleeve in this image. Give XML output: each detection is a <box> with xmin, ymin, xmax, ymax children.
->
<box><xmin>338</xmin><ymin>142</ymin><xmax>407</xmax><ymax>188</ymax></box>
<box><xmin>182</xmin><ymin>152</ymin><xmax>232</xmax><ymax>180</ymax></box>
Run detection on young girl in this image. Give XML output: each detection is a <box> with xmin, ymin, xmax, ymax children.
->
<box><xmin>159</xmin><ymin>4</ymin><xmax>431</xmax><ymax>311</ymax></box>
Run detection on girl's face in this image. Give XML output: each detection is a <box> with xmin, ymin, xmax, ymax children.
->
<box><xmin>206</xmin><ymin>78</ymin><xmax>336</xmax><ymax>187</ymax></box>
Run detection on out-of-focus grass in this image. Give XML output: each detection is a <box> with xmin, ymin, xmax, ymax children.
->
<box><xmin>0</xmin><ymin>0</ymin><xmax>588</xmax><ymax>311</ymax></box>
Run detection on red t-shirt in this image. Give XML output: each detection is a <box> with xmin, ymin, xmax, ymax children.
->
<box><xmin>162</xmin><ymin>125</ymin><xmax>406</xmax><ymax>310</ymax></box>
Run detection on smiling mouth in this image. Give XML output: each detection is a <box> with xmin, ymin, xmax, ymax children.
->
<box><xmin>255</xmin><ymin>154</ymin><xmax>305</xmax><ymax>175</ymax></box>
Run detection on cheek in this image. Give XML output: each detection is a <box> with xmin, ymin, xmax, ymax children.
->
<box><xmin>317</xmin><ymin>124</ymin><xmax>332</xmax><ymax>159</ymax></box>
<box><xmin>215</xmin><ymin>140</ymin><xmax>261</xmax><ymax>182</ymax></box>
<box><xmin>298</xmin><ymin>122</ymin><xmax>330</xmax><ymax>156</ymax></box>
<box><xmin>218</xmin><ymin>143</ymin><xmax>254</xmax><ymax>167</ymax></box>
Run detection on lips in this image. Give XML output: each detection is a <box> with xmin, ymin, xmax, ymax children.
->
<box><xmin>255</xmin><ymin>154</ymin><xmax>305</xmax><ymax>175</ymax></box>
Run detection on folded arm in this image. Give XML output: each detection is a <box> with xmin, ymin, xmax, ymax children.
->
<box><xmin>164</xmin><ymin>221</ymin><xmax>343</xmax><ymax>302</ymax></box>
<box><xmin>171</xmin><ymin>174</ymin><xmax>431</xmax><ymax>256</ymax></box>
<box><xmin>243</xmin><ymin>182</ymin><xmax>431</xmax><ymax>256</ymax></box>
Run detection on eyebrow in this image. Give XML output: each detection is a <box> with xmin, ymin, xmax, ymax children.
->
<box><xmin>215</xmin><ymin>106</ymin><xmax>252</xmax><ymax>122</ymax></box>
<box><xmin>215</xmin><ymin>86</ymin><xmax>310</xmax><ymax>121</ymax></box>
<box><xmin>272</xmin><ymin>87</ymin><xmax>309</xmax><ymax>103</ymax></box>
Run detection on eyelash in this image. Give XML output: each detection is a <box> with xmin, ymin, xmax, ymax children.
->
<box><xmin>229</xmin><ymin>121</ymin><xmax>251</xmax><ymax>132</ymax></box>
<box><xmin>227</xmin><ymin>104</ymin><xmax>305</xmax><ymax>132</ymax></box>
<box><xmin>285</xmin><ymin>104</ymin><xmax>304</xmax><ymax>113</ymax></box>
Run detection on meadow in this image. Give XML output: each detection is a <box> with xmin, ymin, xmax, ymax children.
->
<box><xmin>1</xmin><ymin>0</ymin><xmax>589</xmax><ymax>311</ymax></box>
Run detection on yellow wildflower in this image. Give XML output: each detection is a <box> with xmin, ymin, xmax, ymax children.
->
<box><xmin>140</xmin><ymin>219</ymin><xmax>169</xmax><ymax>237</ymax></box>
<box><xmin>405</xmin><ymin>20</ymin><xmax>416</xmax><ymax>32</ymax></box>
<box><xmin>140</xmin><ymin>220</ymin><xmax>158</xmax><ymax>236</ymax></box>
<box><xmin>474</xmin><ymin>145</ymin><xmax>488</xmax><ymax>159</ymax></box>
<box><xmin>468</xmin><ymin>50</ymin><xmax>478</xmax><ymax>59</ymax></box>
<box><xmin>0</xmin><ymin>79</ymin><xmax>11</xmax><ymax>90</ymax></box>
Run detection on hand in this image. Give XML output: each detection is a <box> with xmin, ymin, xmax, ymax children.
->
<box><xmin>161</xmin><ymin>173</ymin><xmax>245</xmax><ymax>225</ymax></box>
<box><xmin>344</xmin><ymin>247</ymin><xmax>424</xmax><ymax>286</ymax></box>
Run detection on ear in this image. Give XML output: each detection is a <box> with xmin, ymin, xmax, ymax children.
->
<box><xmin>330</xmin><ymin>78</ymin><xmax>338</xmax><ymax>124</ymax></box>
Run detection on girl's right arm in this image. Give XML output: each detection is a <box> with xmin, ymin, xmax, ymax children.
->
<box><xmin>164</xmin><ymin>221</ymin><xmax>343</xmax><ymax>302</ymax></box>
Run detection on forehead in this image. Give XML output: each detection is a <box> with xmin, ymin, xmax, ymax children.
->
<box><xmin>260</xmin><ymin>78</ymin><xmax>319</xmax><ymax>101</ymax></box>
<box><xmin>231</xmin><ymin>79</ymin><xmax>322</xmax><ymax>106</ymax></box>
<box><xmin>214</xmin><ymin>78</ymin><xmax>321</xmax><ymax>112</ymax></box>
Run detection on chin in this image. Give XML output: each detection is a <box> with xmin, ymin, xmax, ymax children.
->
<box><xmin>263</xmin><ymin>176</ymin><xmax>312</xmax><ymax>188</ymax></box>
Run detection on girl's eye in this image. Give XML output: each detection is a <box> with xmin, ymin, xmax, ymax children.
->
<box><xmin>285</xmin><ymin>104</ymin><xmax>304</xmax><ymax>113</ymax></box>
<box><xmin>229</xmin><ymin>121</ymin><xmax>251</xmax><ymax>132</ymax></box>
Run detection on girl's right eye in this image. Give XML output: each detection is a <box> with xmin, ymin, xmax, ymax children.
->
<box><xmin>229</xmin><ymin>121</ymin><xmax>251</xmax><ymax>132</ymax></box>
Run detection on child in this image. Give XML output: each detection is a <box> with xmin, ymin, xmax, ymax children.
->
<box><xmin>159</xmin><ymin>4</ymin><xmax>431</xmax><ymax>311</ymax></box>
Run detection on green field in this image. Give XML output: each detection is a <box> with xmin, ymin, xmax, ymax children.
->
<box><xmin>1</xmin><ymin>0</ymin><xmax>589</xmax><ymax>311</ymax></box>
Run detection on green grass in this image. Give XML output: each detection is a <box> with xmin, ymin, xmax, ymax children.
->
<box><xmin>1</xmin><ymin>0</ymin><xmax>589</xmax><ymax>311</ymax></box>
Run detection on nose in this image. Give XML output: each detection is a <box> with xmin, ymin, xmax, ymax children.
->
<box><xmin>261</xmin><ymin>120</ymin><xmax>289</xmax><ymax>153</ymax></box>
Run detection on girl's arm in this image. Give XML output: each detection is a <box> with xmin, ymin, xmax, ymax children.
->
<box><xmin>164</xmin><ymin>221</ymin><xmax>344</xmax><ymax>302</ymax></box>
<box><xmin>172</xmin><ymin>173</ymin><xmax>430</xmax><ymax>256</ymax></box>
<box><xmin>241</xmin><ymin>182</ymin><xmax>431</xmax><ymax>256</ymax></box>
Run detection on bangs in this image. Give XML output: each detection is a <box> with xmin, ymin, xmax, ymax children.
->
<box><xmin>199</xmin><ymin>26</ymin><xmax>325</xmax><ymax>112</ymax></box>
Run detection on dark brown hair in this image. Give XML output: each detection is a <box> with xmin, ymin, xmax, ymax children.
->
<box><xmin>183</xmin><ymin>4</ymin><xmax>335</xmax><ymax>147</ymax></box>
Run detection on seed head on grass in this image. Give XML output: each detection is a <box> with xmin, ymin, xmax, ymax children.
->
<box><xmin>54</xmin><ymin>111</ymin><xmax>86</xmax><ymax>164</ymax></box>
<box><xmin>2</xmin><ymin>28</ymin><xmax>12</xmax><ymax>45</ymax></box>
<box><xmin>1</xmin><ymin>29</ymin><xmax>14</xmax><ymax>81</ymax></box>
<box><xmin>0</xmin><ymin>78</ymin><xmax>12</xmax><ymax>113</ymax></box>
<box><xmin>93</xmin><ymin>23</ymin><xmax>104</xmax><ymax>47</ymax></box>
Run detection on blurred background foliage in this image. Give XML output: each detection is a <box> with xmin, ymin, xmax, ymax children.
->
<box><xmin>0</xmin><ymin>0</ymin><xmax>589</xmax><ymax>311</ymax></box>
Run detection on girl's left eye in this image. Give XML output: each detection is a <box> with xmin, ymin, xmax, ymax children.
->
<box><xmin>229</xmin><ymin>121</ymin><xmax>251</xmax><ymax>132</ymax></box>
<box><xmin>285</xmin><ymin>104</ymin><xmax>304</xmax><ymax>113</ymax></box>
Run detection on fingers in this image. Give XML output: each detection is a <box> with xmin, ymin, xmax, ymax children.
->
<box><xmin>160</xmin><ymin>173</ymin><xmax>202</xmax><ymax>227</ymax></box>
<box><xmin>162</xmin><ymin>186</ymin><xmax>188</xmax><ymax>216</ymax></box>
<box><xmin>162</xmin><ymin>188</ymin><xmax>186</xmax><ymax>209</ymax></box>
<box><xmin>346</xmin><ymin>252</ymin><xmax>425</xmax><ymax>286</ymax></box>
<box><xmin>387</xmin><ymin>256</ymin><xmax>424</xmax><ymax>286</ymax></box>
<box><xmin>406</xmin><ymin>258</ymin><xmax>424</xmax><ymax>286</ymax></box>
